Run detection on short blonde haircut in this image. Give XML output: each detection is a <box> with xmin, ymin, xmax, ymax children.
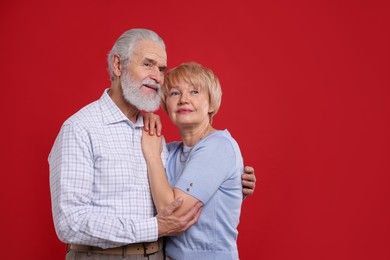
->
<box><xmin>161</xmin><ymin>62</ymin><xmax>222</xmax><ymax>123</ymax></box>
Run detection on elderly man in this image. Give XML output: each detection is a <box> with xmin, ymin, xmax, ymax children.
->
<box><xmin>49</xmin><ymin>28</ymin><xmax>256</xmax><ymax>260</ymax></box>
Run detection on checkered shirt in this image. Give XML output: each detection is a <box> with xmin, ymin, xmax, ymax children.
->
<box><xmin>49</xmin><ymin>89</ymin><xmax>168</xmax><ymax>248</ymax></box>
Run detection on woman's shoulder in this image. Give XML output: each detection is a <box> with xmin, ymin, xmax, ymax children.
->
<box><xmin>203</xmin><ymin>129</ymin><xmax>237</xmax><ymax>146</ymax></box>
<box><xmin>166</xmin><ymin>141</ymin><xmax>182</xmax><ymax>152</ymax></box>
<box><xmin>196</xmin><ymin>130</ymin><xmax>239</xmax><ymax>154</ymax></box>
<box><xmin>197</xmin><ymin>129</ymin><xmax>243</xmax><ymax>169</ymax></box>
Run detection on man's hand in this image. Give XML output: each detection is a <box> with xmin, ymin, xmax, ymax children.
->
<box><xmin>143</xmin><ymin>112</ymin><xmax>162</xmax><ymax>136</ymax></box>
<box><xmin>242</xmin><ymin>166</ymin><xmax>256</xmax><ymax>199</ymax></box>
<box><xmin>157</xmin><ymin>198</ymin><xmax>202</xmax><ymax>237</ymax></box>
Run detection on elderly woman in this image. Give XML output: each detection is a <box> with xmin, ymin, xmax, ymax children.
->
<box><xmin>142</xmin><ymin>62</ymin><xmax>243</xmax><ymax>260</ymax></box>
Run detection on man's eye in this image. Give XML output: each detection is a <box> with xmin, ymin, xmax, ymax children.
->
<box><xmin>144</xmin><ymin>63</ymin><xmax>152</xmax><ymax>68</ymax></box>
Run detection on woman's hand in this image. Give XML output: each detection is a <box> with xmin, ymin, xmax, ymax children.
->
<box><xmin>143</xmin><ymin>112</ymin><xmax>162</xmax><ymax>136</ymax></box>
<box><xmin>141</xmin><ymin>129</ymin><xmax>163</xmax><ymax>161</ymax></box>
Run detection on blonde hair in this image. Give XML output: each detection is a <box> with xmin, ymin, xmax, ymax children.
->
<box><xmin>162</xmin><ymin>62</ymin><xmax>222</xmax><ymax>123</ymax></box>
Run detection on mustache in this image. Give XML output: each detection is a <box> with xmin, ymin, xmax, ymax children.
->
<box><xmin>141</xmin><ymin>80</ymin><xmax>161</xmax><ymax>90</ymax></box>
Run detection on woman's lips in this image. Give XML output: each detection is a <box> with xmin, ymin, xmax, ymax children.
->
<box><xmin>177</xmin><ymin>109</ymin><xmax>192</xmax><ymax>114</ymax></box>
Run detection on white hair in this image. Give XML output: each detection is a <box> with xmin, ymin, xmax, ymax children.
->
<box><xmin>120</xmin><ymin>69</ymin><xmax>161</xmax><ymax>112</ymax></box>
<box><xmin>107</xmin><ymin>28</ymin><xmax>166</xmax><ymax>81</ymax></box>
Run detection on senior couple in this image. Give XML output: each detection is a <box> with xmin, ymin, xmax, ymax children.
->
<box><xmin>49</xmin><ymin>29</ymin><xmax>256</xmax><ymax>260</ymax></box>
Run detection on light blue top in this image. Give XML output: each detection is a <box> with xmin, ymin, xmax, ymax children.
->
<box><xmin>165</xmin><ymin>130</ymin><xmax>243</xmax><ymax>260</ymax></box>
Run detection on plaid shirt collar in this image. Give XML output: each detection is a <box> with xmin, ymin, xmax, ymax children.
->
<box><xmin>98</xmin><ymin>88</ymin><xmax>144</xmax><ymax>127</ymax></box>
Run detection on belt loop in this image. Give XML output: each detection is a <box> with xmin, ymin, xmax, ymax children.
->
<box><xmin>143</xmin><ymin>242</ymin><xmax>147</xmax><ymax>256</ymax></box>
<box><xmin>122</xmin><ymin>245</ymin><xmax>127</xmax><ymax>258</ymax></box>
<box><xmin>162</xmin><ymin>238</ymin><xmax>166</xmax><ymax>259</ymax></box>
<box><xmin>87</xmin><ymin>246</ymin><xmax>92</xmax><ymax>257</ymax></box>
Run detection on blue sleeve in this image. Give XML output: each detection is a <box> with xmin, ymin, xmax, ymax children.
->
<box><xmin>174</xmin><ymin>135</ymin><xmax>241</xmax><ymax>204</ymax></box>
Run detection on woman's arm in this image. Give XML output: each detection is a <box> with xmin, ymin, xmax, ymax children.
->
<box><xmin>141</xmin><ymin>130</ymin><xmax>201</xmax><ymax>215</ymax></box>
<box><xmin>142</xmin><ymin>114</ymin><xmax>256</xmax><ymax>199</ymax></box>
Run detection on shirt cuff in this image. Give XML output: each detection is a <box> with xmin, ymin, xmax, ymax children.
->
<box><xmin>133</xmin><ymin>217</ymin><xmax>158</xmax><ymax>242</ymax></box>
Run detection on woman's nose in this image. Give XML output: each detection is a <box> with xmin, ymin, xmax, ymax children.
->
<box><xmin>179</xmin><ymin>93</ymin><xmax>189</xmax><ymax>104</ymax></box>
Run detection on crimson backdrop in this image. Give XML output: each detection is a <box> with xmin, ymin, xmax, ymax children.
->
<box><xmin>1</xmin><ymin>0</ymin><xmax>389</xmax><ymax>259</ymax></box>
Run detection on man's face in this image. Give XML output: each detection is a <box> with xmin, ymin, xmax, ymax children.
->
<box><xmin>121</xmin><ymin>40</ymin><xmax>167</xmax><ymax>112</ymax></box>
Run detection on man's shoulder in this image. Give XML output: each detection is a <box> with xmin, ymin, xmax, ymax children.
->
<box><xmin>64</xmin><ymin>99</ymin><xmax>101</xmax><ymax>127</ymax></box>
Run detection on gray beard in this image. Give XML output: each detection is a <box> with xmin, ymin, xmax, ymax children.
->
<box><xmin>120</xmin><ymin>71</ymin><xmax>161</xmax><ymax>112</ymax></box>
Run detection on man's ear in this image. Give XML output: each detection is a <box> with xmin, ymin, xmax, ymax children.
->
<box><xmin>112</xmin><ymin>54</ymin><xmax>122</xmax><ymax>77</ymax></box>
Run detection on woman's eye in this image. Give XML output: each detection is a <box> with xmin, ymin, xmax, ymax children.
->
<box><xmin>191</xmin><ymin>90</ymin><xmax>200</xmax><ymax>94</ymax></box>
<box><xmin>170</xmin><ymin>91</ymin><xmax>180</xmax><ymax>96</ymax></box>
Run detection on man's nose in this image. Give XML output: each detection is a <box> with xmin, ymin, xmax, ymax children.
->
<box><xmin>150</xmin><ymin>67</ymin><xmax>163</xmax><ymax>84</ymax></box>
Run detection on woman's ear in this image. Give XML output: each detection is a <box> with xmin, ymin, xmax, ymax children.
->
<box><xmin>208</xmin><ymin>106</ymin><xmax>214</xmax><ymax>114</ymax></box>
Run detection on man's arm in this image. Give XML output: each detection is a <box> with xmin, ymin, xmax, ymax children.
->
<box><xmin>157</xmin><ymin>198</ymin><xmax>202</xmax><ymax>237</ymax></box>
<box><xmin>50</xmin><ymin>123</ymin><xmax>198</xmax><ymax>248</ymax></box>
<box><xmin>49</xmin><ymin>123</ymin><xmax>155</xmax><ymax>248</ymax></box>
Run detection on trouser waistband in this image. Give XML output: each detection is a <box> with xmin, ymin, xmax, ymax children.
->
<box><xmin>68</xmin><ymin>238</ymin><xmax>163</xmax><ymax>256</ymax></box>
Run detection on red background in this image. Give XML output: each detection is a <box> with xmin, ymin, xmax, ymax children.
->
<box><xmin>1</xmin><ymin>0</ymin><xmax>389</xmax><ymax>259</ymax></box>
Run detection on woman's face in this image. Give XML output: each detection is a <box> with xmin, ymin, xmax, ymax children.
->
<box><xmin>165</xmin><ymin>80</ymin><xmax>213</xmax><ymax>128</ymax></box>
